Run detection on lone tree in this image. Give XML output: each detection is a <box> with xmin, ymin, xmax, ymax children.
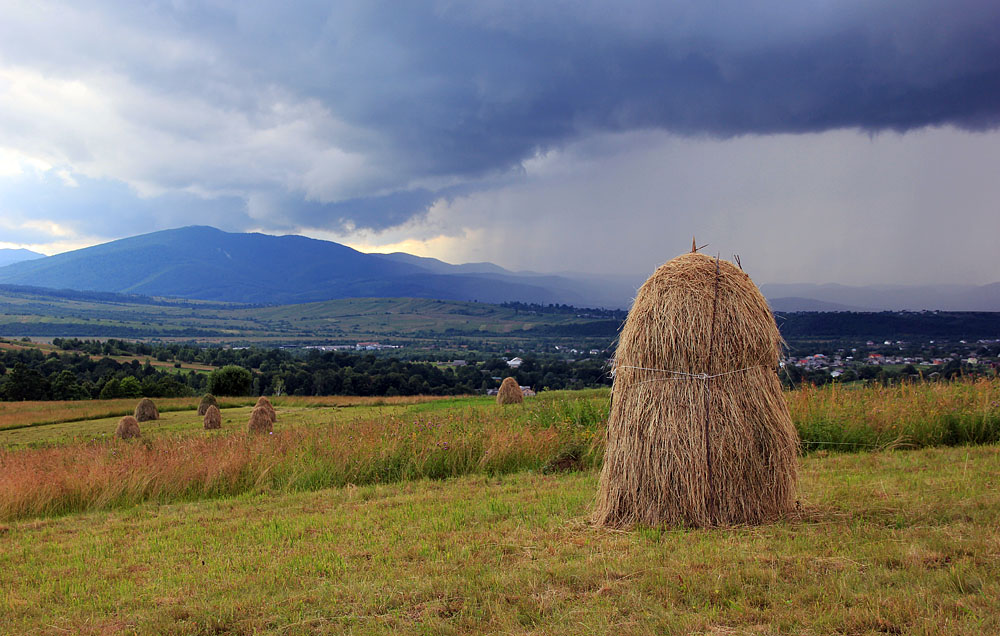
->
<box><xmin>208</xmin><ymin>365</ymin><xmax>252</xmax><ymax>396</ymax></box>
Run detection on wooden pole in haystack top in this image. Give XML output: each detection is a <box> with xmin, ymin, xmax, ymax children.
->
<box><xmin>593</xmin><ymin>249</ymin><xmax>800</xmax><ymax>528</ymax></box>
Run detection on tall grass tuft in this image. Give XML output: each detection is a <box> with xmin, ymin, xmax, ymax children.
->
<box><xmin>787</xmin><ymin>378</ymin><xmax>1000</xmax><ymax>452</ymax></box>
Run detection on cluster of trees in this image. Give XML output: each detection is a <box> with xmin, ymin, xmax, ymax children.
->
<box><xmin>52</xmin><ymin>338</ymin><xmax>254</xmax><ymax>368</ymax></box>
<box><xmin>0</xmin><ymin>347</ymin><xmax>198</xmax><ymax>401</ymax></box>
<box><xmin>0</xmin><ymin>340</ymin><xmax>612</xmax><ymax>401</ymax></box>
<box><xmin>499</xmin><ymin>301</ymin><xmax>628</xmax><ymax>320</ymax></box>
<box><xmin>255</xmin><ymin>351</ymin><xmax>611</xmax><ymax>397</ymax></box>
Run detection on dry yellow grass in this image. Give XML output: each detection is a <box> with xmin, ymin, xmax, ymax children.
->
<box><xmin>114</xmin><ymin>415</ymin><xmax>141</xmax><ymax>439</ymax></box>
<box><xmin>203</xmin><ymin>404</ymin><xmax>222</xmax><ymax>430</ymax></box>
<box><xmin>595</xmin><ymin>252</ymin><xmax>799</xmax><ymax>528</ymax></box>
<box><xmin>197</xmin><ymin>393</ymin><xmax>218</xmax><ymax>416</ymax></box>
<box><xmin>254</xmin><ymin>396</ymin><xmax>277</xmax><ymax>423</ymax></box>
<box><xmin>247</xmin><ymin>405</ymin><xmax>273</xmax><ymax>434</ymax></box>
<box><xmin>496</xmin><ymin>377</ymin><xmax>524</xmax><ymax>405</ymax></box>
<box><xmin>133</xmin><ymin>398</ymin><xmax>159</xmax><ymax>422</ymax></box>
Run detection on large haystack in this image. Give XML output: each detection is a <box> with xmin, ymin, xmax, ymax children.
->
<box><xmin>496</xmin><ymin>377</ymin><xmax>524</xmax><ymax>405</ymax></box>
<box><xmin>254</xmin><ymin>396</ymin><xmax>277</xmax><ymax>423</ymax></box>
<box><xmin>593</xmin><ymin>251</ymin><xmax>799</xmax><ymax>528</ymax></box>
<box><xmin>247</xmin><ymin>405</ymin><xmax>273</xmax><ymax>434</ymax></box>
<box><xmin>134</xmin><ymin>398</ymin><xmax>159</xmax><ymax>422</ymax></box>
<box><xmin>115</xmin><ymin>415</ymin><xmax>141</xmax><ymax>439</ymax></box>
<box><xmin>203</xmin><ymin>404</ymin><xmax>222</xmax><ymax>430</ymax></box>
<box><xmin>198</xmin><ymin>393</ymin><xmax>218</xmax><ymax>416</ymax></box>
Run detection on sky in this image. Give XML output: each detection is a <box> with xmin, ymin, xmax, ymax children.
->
<box><xmin>1</xmin><ymin>0</ymin><xmax>999</xmax><ymax>285</ymax></box>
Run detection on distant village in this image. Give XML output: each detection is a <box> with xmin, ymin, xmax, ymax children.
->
<box><xmin>782</xmin><ymin>337</ymin><xmax>1000</xmax><ymax>380</ymax></box>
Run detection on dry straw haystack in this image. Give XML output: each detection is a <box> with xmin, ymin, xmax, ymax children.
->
<box><xmin>203</xmin><ymin>404</ymin><xmax>222</xmax><ymax>430</ymax></box>
<box><xmin>255</xmin><ymin>396</ymin><xmax>277</xmax><ymax>423</ymax></box>
<box><xmin>115</xmin><ymin>415</ymin><xmax>141</xmax><ymax>439</ymax></box>
<box><xmin>198</xmin><ymin>393</ymin><xmax>219</xmax><ymax>416</ymax></box>
<box><xmin>593</xmin><ymin>250</ymin><xmax>799</xmax><ymax>528</ymax></box>
<box><xmin>496</xmin><ymin>377</ymin><xmax>524</xmax><ymax>405</ymax></box>
<box><xmin>247</xmin><ymin>405</ymin><xmax>273</xmax><ymax>434</ymax></box>
<box><xmin>134</xmin><ymin>398</ymin><xmax>159</xmax><ymax>422</ymax></box>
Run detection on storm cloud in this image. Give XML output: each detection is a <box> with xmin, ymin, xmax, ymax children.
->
<box><xmin>1</xmin><ymin>0</ymin><xmax>999</xmax><ymax>275</ymax></box>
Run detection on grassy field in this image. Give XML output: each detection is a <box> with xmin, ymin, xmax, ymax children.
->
<box><xmin>0</xmin><ymin>287</ymin><xmax>613</xmax><ymax>346</ymax></box>
<box><xmin>5</xmin><ymin>379</ymin><xmax>998</xmax><ymax>451</ymax></box>
<box><xmin>2</xmin><ymin>381</ymin><xmax>999</xmax><ymax>523</ymax></box>
<box><xmin>0</xmin><ymin>444</ymin><xmax>997</xmax><ymax>635</ymax></box>
<box><xmin>787</xmin><ymin>379</ymin><xmax>1000</xmax><ymax>451</ymax></box>
<box><xmin>0</xmin><ymin>394</ymin><xmax>459</xmax><ymax>442</ymax></box>
<box><xmin>0</xmin><ymin>392</ymin><xmax>605</xmax><ymax>521</ymax></box>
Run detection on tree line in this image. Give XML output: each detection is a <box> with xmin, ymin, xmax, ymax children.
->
<box><xmin>0</xmin><ymin>339</ymin><xmax>612</xmax><ymax>401</ymax></box>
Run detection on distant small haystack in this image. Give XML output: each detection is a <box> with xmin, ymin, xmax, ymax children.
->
<box><xmin>115</xmin><ymin>415</ymin><xmax>141</xmax><ymax>439</ymax></box>
<box><xmin>593</xmin><ymin>251</ymin><xmax>799</xmax><ymax>529</ymax></box>
<box><xmin>134</xmin><ymin>398</ymin><xmax>159</xmax><ymax>422</ymax></box>
<box><xmin>247</xmin><ymin>405</ymin><xmax>273</xmax><ymax>434</ymax></box>
<box><xmin>203</xmin><ymin>404</ymin><xmax>222</xmax><ymax>430</ymax></box>
<box><xmin>198</xmin><ymin>393</ymin><xmax>218</xmax><ymax>416</ymax></box>
<box><xmin>496</xmin><ymin>377</ymin><xmax>524</xmax><ymax>405</ymax></box>
<box><xmin>255</xmin><ymin>396</ymin><xmax>277</xmax><ymax>423</ymax></box>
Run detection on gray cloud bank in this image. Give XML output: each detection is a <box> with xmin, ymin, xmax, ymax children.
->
<box><xmin>1</xmin><ymin>0</ymin><xmax>999</xmax><ymax>238</ymax></box>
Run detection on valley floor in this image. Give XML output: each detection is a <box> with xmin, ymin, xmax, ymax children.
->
<box><xmin>2</xmin><ymin>444</ymin><xmax>998</xmax><ymax>635</ymax></box>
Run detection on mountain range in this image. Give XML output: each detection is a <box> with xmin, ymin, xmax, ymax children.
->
<box><xmin>761</xmin><ymin>283</ymin><xmax>1000</xmax><ymax>312</ymax></box>
<box><xmin>0</xmin><ymin>226</ymin><xmax>631</xmax><ymax>306</ymax></box>
<box><xmin>0</xmin><ymin>227</ymin><xmax>996</xmax><ymax>311</ymax></box>
<box><xmin>0</xmin><ymin>248</ymin><xmax>44</xmax><ymax>268</ymax></box>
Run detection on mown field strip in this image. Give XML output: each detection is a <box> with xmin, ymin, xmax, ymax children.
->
<box><xmin>0</xmin><ymin>394</ymin><xmax>460</xmax><ymax>436</ymax></box>
<box><xmin>1</xmin><ymin>444</ymin><xmax>997</xmax><ymax>635</ymax></box>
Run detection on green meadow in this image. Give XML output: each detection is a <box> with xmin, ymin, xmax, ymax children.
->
<box><xmin>1</xmin><ymin>381</ymin><xmax>999</xmax><ymax>634</ymax></box>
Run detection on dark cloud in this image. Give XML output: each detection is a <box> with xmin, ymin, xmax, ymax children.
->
<box><xmin>260</xmin><ymin>188</ymin><xmax>443</xmax><ymax>233</ymax></box>
<box><xmin>169</xmin><ymin>1</ymin><xmax>1000</xmax><ymax>210</ymax></box>
<box><xmin>1</xmin><ymin>0</ymin><xmax>999</xmax><ymax>233</ymax></box>
<box><xmin>221</xmin><ymin>2</ymin><xmax>1000</xmax><ymax>150</ymax></box>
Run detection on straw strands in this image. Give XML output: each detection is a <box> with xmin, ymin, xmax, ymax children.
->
<box><xmin>203</xmin><ymin>405</ymin><xmax>222</xmax><ymax>430</ymax></box>
<box><xmin>496</xmin><ymin>377</ymin><xmax>524</xmax><ymax>405</ymax></box>
<box><xmin>198</xmin><ymin>394</ymin><xmax>218</xmax><ymax>416</ymax></box>
<box><xmin>247</xmin><ymin>406</ymin><xmax>273</xmax><ymax>434</ymax></box>
<box><xmin>593</xmin><ymin>251</ymin><xmax>799</xmax><ymax>528</ymax></box>
<box><xmin>133</xmin><ymin>398</ymin><xmax>159</xmax><ymax>422</ymax></box>
<box><xmin>115</xmin><ymin>415</ymin><xmax>141</xmax><ymax>440</ymax></box>
<box><xmin>255</xmin><ymin>396</ymin><xmax>277</xmax><ymax>423</ymax></box>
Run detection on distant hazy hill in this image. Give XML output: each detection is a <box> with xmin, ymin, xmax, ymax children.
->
<box><xmin>767</xmin><ymin>297</ymin><xmax>863</xmax><ymax>312</ymax></box>
<box><xmin>376</xmin><ymin>252</ymin><xmax>512</xmax><ymax>276</ymax></box>
<box><xmin>0</xmin><ymin>226</ymin><xmax>626</xmax><ymax>306</ymax></box>
<box><xmin>760</xmin><ymin>283</ymin><xmax>1000</xmax><ymax>311</ymax></box>
<box><xmin>0</xmin><ymin>248</ymin><xmax>44</xmax><ymax>268</ymax></box>
<box><xmin>3</xmin><ymin>228</ymin><xmax>994</xmax><ymax>310</ymax></box>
